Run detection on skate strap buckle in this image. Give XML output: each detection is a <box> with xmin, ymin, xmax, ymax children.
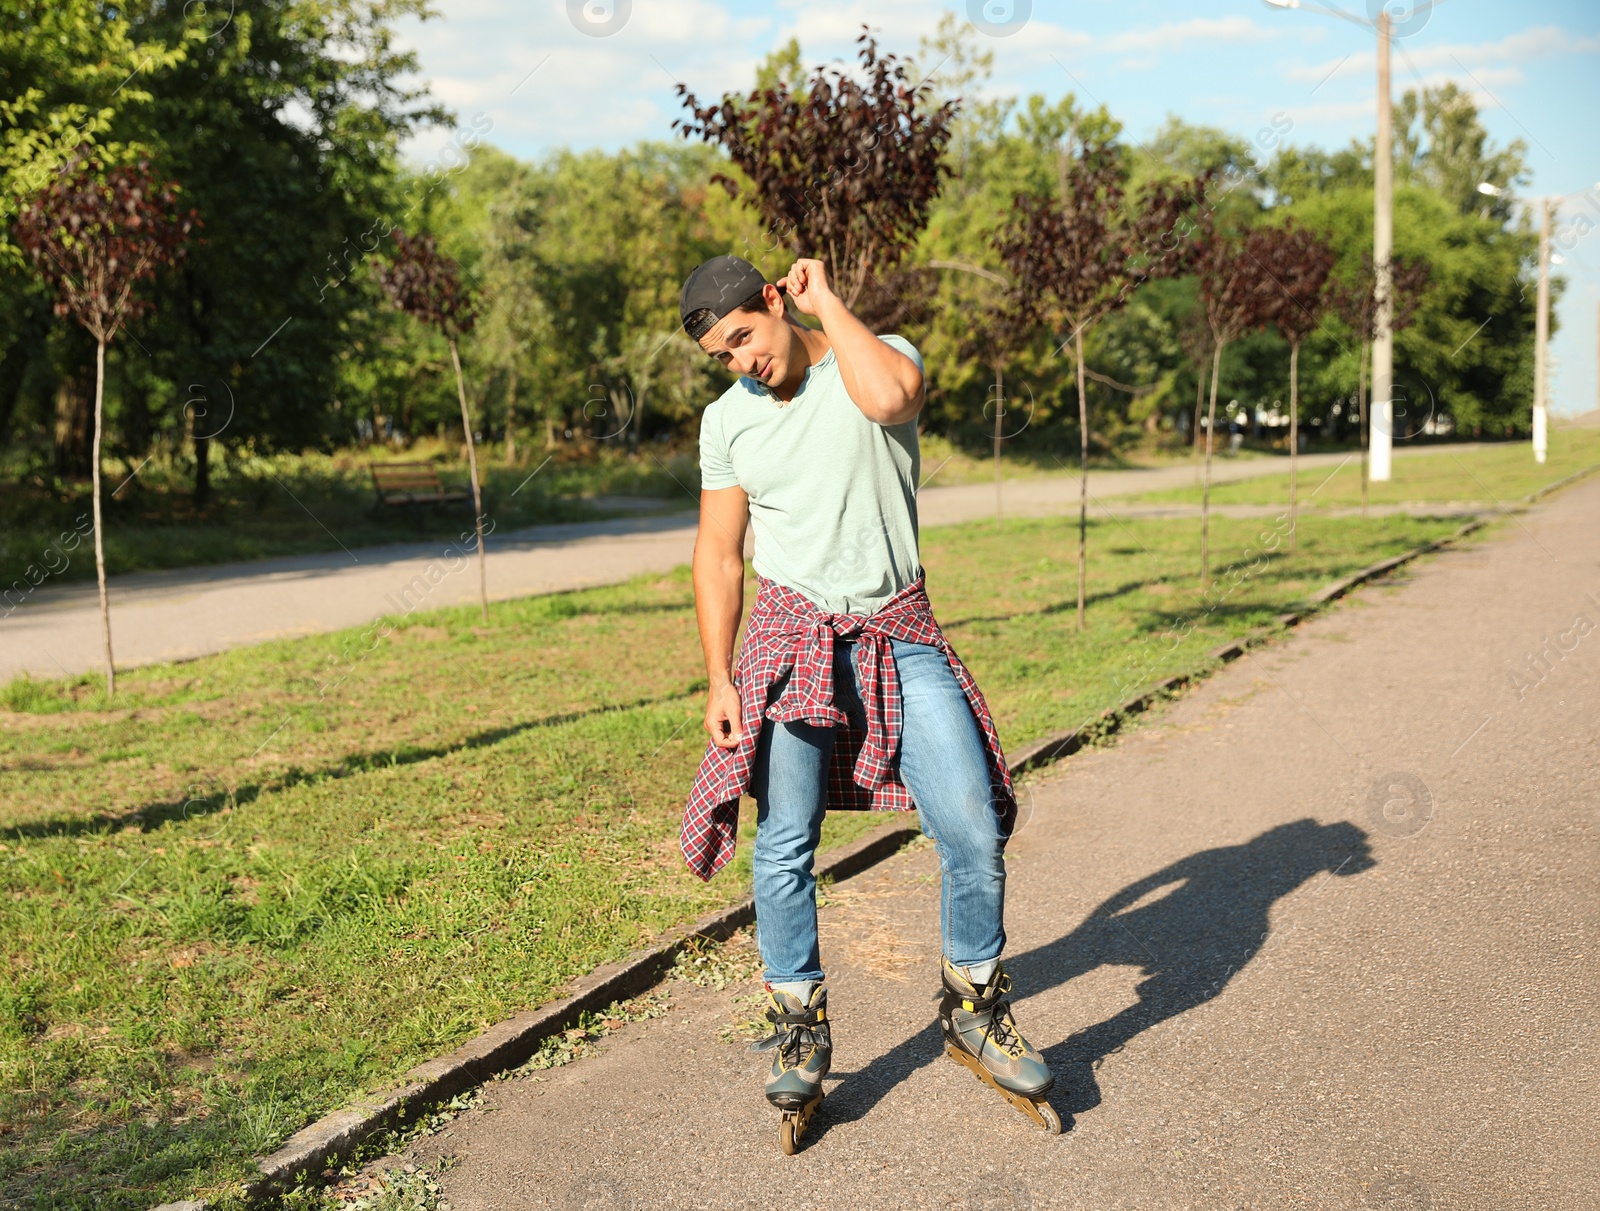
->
<box><xmin>958</xmin><ymin>982</ymin><xmax>1011</xmax><ymax>1015</ymax></box>
<box><xmin>946</xmin><ymin>965</ymin><xmax>1013</xmax><ymax>1014</ymax></box>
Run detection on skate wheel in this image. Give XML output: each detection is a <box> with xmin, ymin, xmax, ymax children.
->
<box><xmin>1036</xmin><ymin>1100</ymin><xmax>1063</xmax><ymax>1135</ymax></box>
<box><xmin>780</xmin><ymin>1115</ymin><xmax>798</xmax><ymax>1155</ymax></box>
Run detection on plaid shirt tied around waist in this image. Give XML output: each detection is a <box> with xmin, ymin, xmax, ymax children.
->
<box><xmin>681</xmin><ymin>574</ymin><xmax>1016</xmax><ymax>881</ymax></box>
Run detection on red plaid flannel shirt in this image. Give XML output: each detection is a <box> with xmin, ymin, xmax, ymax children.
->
<box><xmin>681</xmin><ymin>573</ymin><xmax>1016</xmax><ymax>880</ymax></box>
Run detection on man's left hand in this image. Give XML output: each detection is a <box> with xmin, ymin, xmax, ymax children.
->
<box><xmin>779</xmin><ymin>258</ymin><xmax>836</xmax><ymax>318</ymax></box>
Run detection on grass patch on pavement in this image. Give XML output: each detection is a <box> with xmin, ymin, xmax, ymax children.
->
<box><xmin>1127</xmin><ymin>428</ymin><xmax>1600</xmax><ymax>511</ymax></box>
<box><xmin>0</xmin><ymin>508</ymin><xmax>1467</xmax><ymax>1208</ymax></box>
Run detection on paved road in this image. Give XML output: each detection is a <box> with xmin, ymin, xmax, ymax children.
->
<box><xmin>2</xmin><ymin>447</ymin><xmax>1479</xmax><ymax>681</ymax></box>
<box><xmin>377</xmin><ymin>474</ymin><xmax>1598</xmax><ymax>1209</ymax></box>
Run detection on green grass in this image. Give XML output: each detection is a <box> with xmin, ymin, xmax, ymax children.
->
<box><xmin>0</xmin><ymin>430</ymin><xmax>1241</xmax><ymax>592</ymax></box>
<box><xmin>913</xmin><ymin>431</ymin><xmax>1211</xmax><ymax>489</ymax></box>
<box><xmin>0</xmin><ymin>507</ymin><xmax>1475</xmax><ymax>1207</ymax></box>
<box><xmin>1127</xmin><ymin>427</ymin><xmax>1600</xmax><ymax>510</ymax></box>
<box><xmin>0</xmin><ymin>440</ymin><xmax>699</xmax><ymax>587</ymax></box>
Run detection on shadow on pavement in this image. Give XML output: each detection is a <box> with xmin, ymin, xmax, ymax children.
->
<box><xmin>816</xmin><ymin>818</ymin><xmax>1374</xmax><ymax>1138</ymax></box>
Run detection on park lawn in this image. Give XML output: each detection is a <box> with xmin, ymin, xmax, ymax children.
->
<box><xmin>1126</xmin><ymin>427</ymin><xmax>1600</xmax><ymax>511</ymax></box>
<box><xmin>1</xmin><ymin>433</ymin><xmax>1214</xmax><ymax>591</ymax></box>
<box><xmin>0</xmin><ymin>509</ymin><xmax>1468</xmax><ymax>1209</ymax></box>
<box><xmin>0</xmin><ymin>441</ymin><xmax>698</xmax><ymax>587</ymax></box>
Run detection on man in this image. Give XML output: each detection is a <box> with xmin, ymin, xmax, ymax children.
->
<box><xmin>678</xmin><ymin>254</ymin><xmax>1060</xmax><ymax>1149</ymax></box>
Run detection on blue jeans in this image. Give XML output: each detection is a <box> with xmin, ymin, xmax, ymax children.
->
<box><xmin>749</xmin><ymin>637</ymin><xmax>1007</xmax><ymax>984</ymax></box>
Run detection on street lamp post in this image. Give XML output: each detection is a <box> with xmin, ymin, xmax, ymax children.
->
<box><xmin>1479</xmin><ymin>181</ymin><xmax>1594</xmax><ymax>461</ymax></box>
<box><xmin>1370</xmin><ymin>8</ymin><xmax>1395</xmax><ymax>481</ymax></box>
<box><xmin>1263</xmin><ymin>0</ymin><xmax>1398</xmax><ymax>480</ymax></box>
<box><xmin>1533</xmin><ymin>198</ymin><xmax>1551</xmax><ymax>463</ymax></box>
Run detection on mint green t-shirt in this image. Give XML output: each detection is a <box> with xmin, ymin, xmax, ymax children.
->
<box><xmin>698</xmin><ymin>334</ymin><xmax>923</xmax><ymax>617</ymax></box>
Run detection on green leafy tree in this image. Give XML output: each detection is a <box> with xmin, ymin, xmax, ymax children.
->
<box><xmin>0</xmin><ymin>0</ymin><xmax>187</xmax><ymax>470</ymax></box>
<box><xmin>452</xmin><ymin>144</ymin><xmax>722</xmax><ymax>454</ymax></box>
<box><xmin>129</xmin><ymin>0</ymin><xmax>446</xmax><ymax>500</ymax></box>
<box><xmin>0</xmin><ymin>0</ymin><xmax>185</xmax><ymax>255</ymax></box>
<box><xmin>1395</xmin><ymin>82</ymin><xmax>1528</xmax><ymax>219</ymax></box>
<box><xmin>1292</xmin><ymin>186</ymin><xmax>1528</xmax><ymax>439</ymax></box>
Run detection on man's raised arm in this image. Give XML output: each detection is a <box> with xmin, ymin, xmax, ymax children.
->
<box><xmin>779</xmin><ymin>258</ymin><xmax>924</xmax><ymax>426</ymax></box>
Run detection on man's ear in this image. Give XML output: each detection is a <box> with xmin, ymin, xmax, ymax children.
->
<box><xmin>764</xmin><ymin>282</ymin><xmax>786</xmax><ymax>317</ymax></box>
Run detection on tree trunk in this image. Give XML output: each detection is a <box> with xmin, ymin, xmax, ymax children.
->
<box><xmin>1201</xmin><ymin>341</ymin><xmax>1223</xmax><ymax>589</ymax></box>
<box><xmin>1358</xmin><ymin>341</ymin><xmax>1370</xmax><ymax>519</ymax></box>
<box><xmin>504</xmin><ymin>363</ymin><xmax>519</xmax><ymax>466</ymax></box>
<box><xmin>0</xmin><ymin>341</ymin><xmax>32</xmax><ymax>451</ymax></box>
<box><xmin>1075</xmin><ymin>327</ymin><xmax>1089</xmax><ymax>631</ymax></box>
<box><xmin>1288</xmin><ymin>340</ymin><xmax>1299</xmax><ymax>556</ymax></box>
<box><xmin>1190</xmin><ymin>358</ymin><xmax>1206</xmax><ymax>449</ymax></box>
<box><xmin>194</xmin><ymin>434</ymin><xmax>211</xmax><ymax>509</ymax></box>
<box><xmin>450</xmin><ymin>337</ymin><xmax>489</xmax><ymax>624</ymax></box>
<box><xmin>1190</xmin><ymin>351</ymin><xmax>1208</xmax><ymax>490</ymax></box>
<box><xmin>92</xmin><ymin>339</ymin><xmax>115</xmax><ymax>696</ymax></box>
<box><xmin>993</xmin><ymin>363</ymin><xmax>1003</xmax><ymax>528</ymax></box>
<box><xmin>54</xmin><ymin>368</ymin><xmax>94</xmax><ymax>479</ymax></box>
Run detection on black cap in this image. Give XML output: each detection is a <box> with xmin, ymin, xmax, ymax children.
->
<box><xmin>679</xmin><ymin>255</ymin><xmax>769</xmax><ymax>333</ymax></box>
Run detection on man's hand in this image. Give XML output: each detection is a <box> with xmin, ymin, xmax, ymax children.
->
<box><xmin>779</xmin><ymin>258</ymin><xmax>836</xmax><ymax>319</ymax></box>
<box><xmin>704</xmin><ymin>682</ymin><xmax>743</xmax><ymax>749</ymax></box>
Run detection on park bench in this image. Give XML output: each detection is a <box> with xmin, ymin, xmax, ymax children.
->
<box><xmin>368</xmin><ymin>462</ymin><xmax>470</xmax><ymax>515</ymax></box>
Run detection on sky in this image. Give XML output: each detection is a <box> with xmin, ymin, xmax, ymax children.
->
<box><xmin>394</xmin><ymin>0</ymin><xmax>1600</xmax><ymax>417</ymax></box>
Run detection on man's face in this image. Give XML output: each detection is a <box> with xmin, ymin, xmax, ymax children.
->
<box><xmin>696</xmin><ymin>285</ymin><xmax>791</xmax><ymax>388</ymax></box>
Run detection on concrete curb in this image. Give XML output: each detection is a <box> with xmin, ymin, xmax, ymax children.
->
<box><xmin>163</xmin><ymin>494</ymin><xmax>1566</xmax><ymax>1209</ymax></box>
<box><xmin>1523</xmin><ymin>458</ymin><xmax>1600</xmax><ymax>502</ymax></box>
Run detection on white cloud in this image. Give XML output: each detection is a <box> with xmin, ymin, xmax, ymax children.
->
<box><xmin>1285</xmin><ymin>24</ymin><xmax>1600</xmax><ymax>84</ymax></box>
<box><xmin>1280</xmin><ymin>99</ymin><xmax>1382</xmax><ymax>127</ymax></box>
<box><xmin>1103</xmin><ymin>16</ymin><xmax>1275</xmax><ymax>55</ymax></box>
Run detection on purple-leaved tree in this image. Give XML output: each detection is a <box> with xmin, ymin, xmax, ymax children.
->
<box><xmin>14</xmin><ymin>154</ymin><xmax>196</xmax><ymax>695</ymax></box>
<box><xmin>374</xmin><ymin>229</ymin><xmax>489</xmax><ymax>622</ymax></box>
<box><xmin>996</xmin><ymin>143</ymin><xmax>1203</xmax><ymax>628</ymax></box>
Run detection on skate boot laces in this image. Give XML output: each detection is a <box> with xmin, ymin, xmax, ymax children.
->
<box><xmin>972</xmin><ymin>973</ymin><xmax>1026</xmax><ymax>1057</ymax></box>
<box><xmin>946</xmin><ymin>966</ymin><xmax>1027</xmax><ymax>1057</ymax></box>
<box><xmin>753</xmin><ymin>992</ymin><xmax>829</xmax><ymax>1072</ymax></box>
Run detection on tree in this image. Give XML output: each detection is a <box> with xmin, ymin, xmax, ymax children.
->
<box><xmin>132</xmin><ymin>0</ymin><xmax>446</xmax><ymax>501</ymax></box>
<box><xmin>674</xmin><ymin>29</ymin><xmax>958</xmax><ymax>330</ymax></box>
<box><xmin>996</xmin><ymin>140</ymin><xmax>1202</xmax><ymax>628</ymax></box>
<box><xmin>1196</xmin><ymin>227</ymin><xmax>1276</xmax><ymax>587</ymax></box>
<box><xmin>13</xmin><ymin>154</ymin><xmax>195</xmax><ymax>695</ymax></box>
<box><xmin>0</xmin><ymin>0</ymin><xmax>186</xmax><ymax>478</ymax></box>
<box><xmin>374</xmin><ymin>230</ymin><xmax>488</xmax><ymax>622</ymax></box>
<box><xmin>946</xmin><ymin>265</ymin><xmax>1037</xmax><ymax>525</ymax></box>
<box><xmin>1256</xmin><ymin>222</ymin><xmax>1336</xmax><ymax>553</ymax></box>
<box><xmin>1395</xmin><ymin>82</ymin><xmax>1528</xmax><ymax>219</ymax></box>
<box><xmin>2</xmin><ymin>0</ymin><xmax>445</xmax><ymax>502</ymax></box>
<box><xmin>0</xmin><ymin>0</ymin><xmax>183</xmax><ymax>259</ymax></box>
<box><xmin>1328</xmin><ymin>251</ymin><xmax>1431</xmax><ymax>515</ymax></box>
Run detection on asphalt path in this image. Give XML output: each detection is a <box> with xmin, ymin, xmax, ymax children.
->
<box><xmin>2</xmin><ymin>446</ymin><xmax>1479</xmax><ymax>681</ymax></box>
<box><xmin>376</xmin><ymin>472</ymin><xmax>1598</xmax><ymax>1209</ymax></box>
